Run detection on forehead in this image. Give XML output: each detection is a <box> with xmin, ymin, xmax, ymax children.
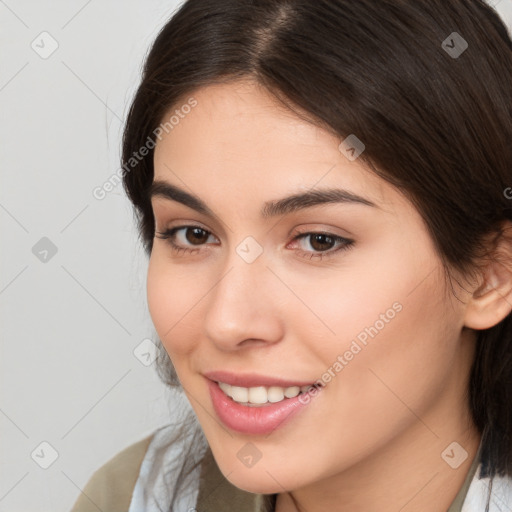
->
<box><xmin>152</xmin><ymin>80</ymin><xmax>397</xmax><ymax>213</ymax></box>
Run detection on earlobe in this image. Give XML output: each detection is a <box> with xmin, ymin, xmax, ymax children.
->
<box><xmin>464</xmin><ymin>262</ymin><xmax>512</xmax><ymax>331</ymax></box>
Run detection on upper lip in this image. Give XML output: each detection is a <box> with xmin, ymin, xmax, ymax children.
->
<box><xmin>203</xmin><ymin>370</ymin><xmax>315</xmax><ymax>388</ymax></box>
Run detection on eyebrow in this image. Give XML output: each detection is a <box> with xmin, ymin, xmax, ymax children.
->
<box><xmin>149</xmin><ymin>180</ymin><xmax>377</xmax><ymax>219</ymax></box>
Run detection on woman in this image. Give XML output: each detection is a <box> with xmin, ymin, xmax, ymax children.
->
<box><xmin>71</xmin><ymin>0</ymin><xmax>512</xmax><ymax>510</ymax></box>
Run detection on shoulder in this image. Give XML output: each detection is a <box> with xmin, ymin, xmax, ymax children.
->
<box><xmin>70</xmin><ymin>433</ymin><xmax>154</xmax><ymax>512</ymax></box>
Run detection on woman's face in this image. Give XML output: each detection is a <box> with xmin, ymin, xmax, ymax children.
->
<box><xmin>148</xmin><ymin>80</ymin><xmax>476</xmax><ymax>494</ymax></box>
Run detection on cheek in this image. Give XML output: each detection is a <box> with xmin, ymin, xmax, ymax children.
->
<box><xmin>277</xmin><ymin>243</ymin><xmax>418</xmax><ymax>367</ymax></box>
<box><xmin>319</xmin><ymin>232</ymin><xmax>450</xmax><ymax>359</ymax></box>
<box><xmin>146</xmin><ymin>252</ymin><xmax>203</xmax><ymax>356</ymax></box>
<box><xmin>303</xmin><ymin>239</ymin><xmax>460</xmax><ymax>420</ymax></box>
<box><xmin>323</xmin><ymin>270</ymin><xmax>461</xmax><ymax>439</ymax></box>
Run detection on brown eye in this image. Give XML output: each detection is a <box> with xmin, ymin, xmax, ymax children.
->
<box><xmin>290</xmin><ymin>231</ymin><xmax>355</xmax><ymax>261</ymax></box>
<box><xmin>308</xmin><ymin>233</ymin><xmax>336</xmax><ymax>251</ymax></box>
<box><xmin>154</xmin><ymin>225</ymin><xmax>218</xmax><ymax>255</ymax></box>
<box><xmin>185</xmin><ymin>227</ymin><xmax>210</xmax><ymax>245</ymax></box>
<box><xmin>155</xmin><ymin>225</ymin><xmax>354</xmax><ymax>261</ymax></box>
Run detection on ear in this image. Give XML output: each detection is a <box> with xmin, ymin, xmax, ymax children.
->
<box><xmin>464</xmin><ymin>223</ymin><xmax>512</xmax><ymax>330</ymax></box>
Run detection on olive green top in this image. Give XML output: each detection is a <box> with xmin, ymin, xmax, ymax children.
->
<box><xmin>70</xmin><ymin>433</ymin><xmax>482</xmax><ymax>512</ymax></box>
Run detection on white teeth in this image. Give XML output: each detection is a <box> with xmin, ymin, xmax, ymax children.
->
<box><xmin>218</xmin><ymin>381</ymin><xmax>231</xmax><ymax>395</ymax></box>
<box><xmin>217</xmin><ymin>381</ymin><xmax>314</xmax><ymax>405</ymax></box>
<box><xmin>267</xmin><ymin>386</ymin><xmax>285</xmax><ymax>403</ymax></box>
<box><xmin>229</xmin><ymin>385</ymin><xmax>249</xmax><ymax>403</ymax></box>
<box><xmin>248</xmin><ymin>386</ymin><xmax>267</xmax><ymax>404</ymax></box>
<box><xmin>284</xmin><ymin>386</ymin><xmax>300</xmax><ymax>398</ymax></box>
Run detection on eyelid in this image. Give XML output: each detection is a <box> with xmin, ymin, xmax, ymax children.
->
<box><xmin>155</xmin><ymin>222</ymin><xmax>350</xmax><ymax>244</ymax></box>
<box><xmin>154</xmin><ymin>224</ymin><xmax>355</xmax><ymax>261</ymax></box>
<box><xmin>152</xmin><ymin>207</ymin><xmax>228</xmax><ymax>239</ymax></box>
<box><xmin>290</xmin><ymin>224</ymin><xmax>352</xmax><ymax>239</ymax></box>
<box><xmin>155</xmin><ymin>218</ymin><xmax>216</xmax><ymax>236</ymax></box>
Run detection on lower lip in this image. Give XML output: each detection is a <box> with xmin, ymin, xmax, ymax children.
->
<box><xmin>207</xmin><ymin>379</ymin><xmax>317</xmax><ymax>435</ymax></box>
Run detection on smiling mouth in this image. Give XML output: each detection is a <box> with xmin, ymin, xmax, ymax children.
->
<box><xmin>216</xmin><ymin>381</ymin><xmax>321</xmax><ymax>406</ymax></box>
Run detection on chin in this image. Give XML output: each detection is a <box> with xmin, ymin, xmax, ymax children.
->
<box><xmin>225</xmin><ymin>473</ymin><xmax>284</xmax><ymax>495</ymax></box>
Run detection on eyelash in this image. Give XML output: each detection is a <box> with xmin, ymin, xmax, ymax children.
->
<box><xmin>154</xmin><ymin>225</ymin><xmax>355</xmax><ymax>261</ymax></box>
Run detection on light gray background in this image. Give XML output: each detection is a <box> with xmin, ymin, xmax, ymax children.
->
<box><xmin>1</xmin><ymin>1</ymin><xmax>185</xmax><ymax>511</ymax></box>
<box><xmin>1</xmin><ymin>1</ymin><xmax>512</xmax><ymax>511</ymax></box>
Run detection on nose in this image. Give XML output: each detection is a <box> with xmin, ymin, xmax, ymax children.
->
<box><xmin>202</xmin><ymin>249</ymin><xmax>285</xmax><ymax>352</ymax></box>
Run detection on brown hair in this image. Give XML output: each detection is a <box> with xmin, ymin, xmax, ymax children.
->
<box><xmin>122</xmin><ymin>0</ymin><xmax>512</xmax><ymax>505</ymax></box>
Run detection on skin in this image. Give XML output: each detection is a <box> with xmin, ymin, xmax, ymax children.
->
<box><xmin>147</xmin><ymin>79</ymin><xmax>508</xmax><ymax>511</ymax></box>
